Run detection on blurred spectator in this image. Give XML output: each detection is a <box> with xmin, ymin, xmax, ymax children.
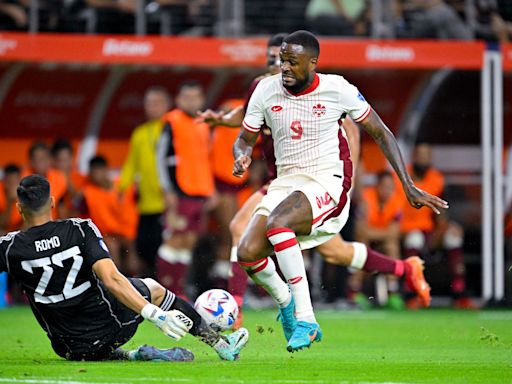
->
<box><xmin>85</xmin><ymin>0</ymin><xmax>136</xmax><ymax>34</ymax></box>
<box><xmin>81</xmin><ymin>155</ymin><xmax>140</xmax><ymax>274</ymax></box>
<box><xmin>0</xmin><ymin>164</ymin><xmax>22</xmax><ymax>234</ymax></box>
<box><xmin>464</xmin><ymin>0</ymin><xmax>512</xmax><ymax>42</ymax></box>
<box><xmin>395</xmin><ymin>0</ymin><xmax>472</xmax><ymax>39</ymax></box>
<box><xmin>151</xmin><ymin>0</ymin><xmax>190</xmax><ymax>35</ymax></box>
<box><xmin>353</xmin><ymin>170</ymin><xmax>404</xmax><ymax>309</ymax></box>
<box><xmin>120</xmin><ymin>85</ymin><xmax>171</xmax><ymax>277</ymax></box>
<box><xmin>23</xmin><ymin>141</ymin><xmax>68</xmax><ymax>219</ymax></box>
<box><xmin>51</xmin><ymin>139</ymin><xmax>86</xmax><ymax>215</ymax></box>
<box><xmin>0</xmin><ymin>0</ymin><xmax>27</xmax><ymax>30</ymax></box>
<box><xmin>400</xmin><ymin>143</ymin><xmax>476</xmax><ymax>309</ymax></box>
<box><xmin>305</xmin><ymin>0</ymin><xmax>369</xmax><ymax>37</ymax></box>
<box><xmin>209</xmin><ymin>98</ymin><xmax>249</xmax><ymax>287</ymax></box>
<box><xmin>157</xmin><ymin>80</ymin><xmax>213</xmax><ymax>298</ymax></box>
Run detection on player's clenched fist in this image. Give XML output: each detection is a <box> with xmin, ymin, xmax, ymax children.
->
<box><xmin>141</xmin><ymin>304</ymin><xmax>193</xmax><ymax>340</ymax></box>
<box><xmin>233</xmin><ymin>155</ymin><xmax>252</xmax><ymax>177</ymax></box>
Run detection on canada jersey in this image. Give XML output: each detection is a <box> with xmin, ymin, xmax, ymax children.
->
<box><xmin>243</xmin><ymin>73</ymin><xmax>370</xmax><ymax>179</ymax></box>
<box><xmin>0</xmin><ymin>219</ymin><xmax>119</xmax><ymax>348</ymax></box>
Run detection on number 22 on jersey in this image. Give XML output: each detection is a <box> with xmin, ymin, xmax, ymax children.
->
<box><xmin>21</xmin><ymin>246</ymin><xmax>91</xmax><ymax>304</ymax></box>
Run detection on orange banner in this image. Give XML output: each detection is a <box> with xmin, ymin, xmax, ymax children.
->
<box><xmin>502</xmin><ymin>44</ymin><xmax>512</xmax><ymax>71</ymax></box>
<box><xmin>0</xmin><ymin>33</ymin><xmax>484</xmax><ymax>69</ymax></box>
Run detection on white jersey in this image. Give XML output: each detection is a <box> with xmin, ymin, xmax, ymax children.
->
<box><xmin>242</xmin><ymin>73</ymin><xmax>371</xmax><ymax>179</ymax></box>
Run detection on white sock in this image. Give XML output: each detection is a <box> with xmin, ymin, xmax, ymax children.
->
<box><xmin>230</xmin><ymin>246</ymin><xmax>238</xmax><ymax>262</ymax></box>
<box><xmin>240</xmin><ymin>257</ymin><xmax>291</xmax><ymax>308</ymax></box>
<box><xmin>350</xmin><ymin>242</ymin><xmax>368</xmax><ymax>270</ymax></box>
<box><xmin>267</xmin><ymin>227</ymin><xmax>316</xmax><ymax>323</ymax></box>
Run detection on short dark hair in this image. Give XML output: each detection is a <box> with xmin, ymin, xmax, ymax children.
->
<box><xmin>17</xmin><ymin>175</ymin><xmax>50</xmax><ymax>212</ymax></box>
<box><xmin>376</xmin><ymin>170</ymin><xmax>393</xmax><ymax>184</ymax></box>
<box><xmin>283</xmin><ymin>30</ymin><xmax>320</xmax><ymax>57</ymax></box>
<box><xmin>176</xmin><ymin>80</ymin><xmax>203</xmax><ymax>95</ymax></box>
<box><xmin>51</xmin><ymin>138</ymin><xmax>73</xmax><ymax>157</ymax></box>
<box><xmin>89</xmin><ymin>155</ymin><xmax>108</xmax><ymax>169</ymax></box>
<box><xmin>268</xmin><ymin>33</ymin><xmax>287</xmax><ymax>48</ymax></box>
<box><xmin>4</xmin><ymin>163</ymin><xmax>20</xmax><ymax>175</ymax></box>
<box><xmin>29</xmin><ymin>141</ymin><xmax>50</xmax><ymax>159</ymax></box>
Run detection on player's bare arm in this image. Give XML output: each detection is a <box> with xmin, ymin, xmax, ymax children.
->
<box><xmin>92</xmin><ymin>258</ymin><xmax>149</xmax><ymax>313</ymax></box>
<box><xmin>92</xmin><ymin>257</ymin><xmax>192</xmax><ymax>340</ymax></box>
<box><xmin>232</xmin><ymin>128</ymin><xmax>259</xmax><ymax>177</ymax></box>
<box><xmin>197</xmin><ymin>105</ymin><xmax>245</xmax><ymax>127</ymax></box>
<box><xmin>357</xmin><ymin>109</ymin><xmax>449</xmax><ymax>214</ymax></box>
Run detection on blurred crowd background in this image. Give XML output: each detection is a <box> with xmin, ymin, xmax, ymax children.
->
<box><xmin>0</xmin><ymin>0</ymin><xmax>511</xmax><ymax>42</ymax></box>
<box><xmin>0</xmin><ymin>0</ymin><xmax>511</xmax><ymax>310</ymax></box>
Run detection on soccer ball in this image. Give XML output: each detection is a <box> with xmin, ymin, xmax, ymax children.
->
<box><xmin>194</xmin><ymin>289</ymin><xmax>239</xmax><ymax>331</ymax></box>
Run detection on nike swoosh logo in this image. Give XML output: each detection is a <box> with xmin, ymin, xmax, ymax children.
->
<box><xmin>308</xmin><ymin>329</ymin><xmax>318</xmax><ymax>342</ymax></box>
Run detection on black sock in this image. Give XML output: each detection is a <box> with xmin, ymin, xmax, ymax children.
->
<box><xmin>170</xmin><ymin>296</ymin><xmax>221</xmax><ymax>347</ymax></box>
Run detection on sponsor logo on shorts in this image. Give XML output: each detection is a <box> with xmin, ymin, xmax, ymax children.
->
<box><xmin>316</xmin><ymin>192</ymin><xmax>332</xmax><ymax>209</ymax></box>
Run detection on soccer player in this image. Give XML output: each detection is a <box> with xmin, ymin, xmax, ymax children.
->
<box><xmin>0</xmin><ymin>175</ymin><xmax>249</xmax><ymax>361</ymax></box>
<box><xmin>233</xmin><ymin>30</ymin><xmax>448</xmax><ymax>352</ymax></box>
<box><xmin>400</xmin><ymin>142</ymin><xmax>475</xmax><ymax>309</ymax></box>
<box><xmin>355</xmin><ymin>170</ymin><xmax>405</xmax><ymax>308</ymax></box>
<box><xmin>198</xmin><ymin>33</ymin><xmax>432</xmax><ymax>327</ymax></box>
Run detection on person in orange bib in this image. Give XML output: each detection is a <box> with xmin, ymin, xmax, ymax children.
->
<box><xmin>81</xmin><ymin>156</ymin><xmax>140</xmax><ymax>275</ymax></box>
<box><xmin>0</xmin><ymin>164</ymin><xmax>23</xmax><ymax>235</ymax></box>
<box><xmin>51</xmin><ymin>139</ymin><xmax>86</xmax><ymax>217</ymax></box>
<box><xmin>400</xmin><ymin>143</ymin><xmax>475</xmax><ymax>309</ymax></box>
<box><xmin>23</xmin><ymin>141</ymin><xmax>69</xmax><ymax>220</ymax></box>
<box><xmin>157</xmin><ymin>81</ymin><xmax>214</xmax><ymax>298</ymax></box>
<box><xmin>355</xmin><ymin>170</ymin><xmax>405</xmax><ymax>308</ymax></box>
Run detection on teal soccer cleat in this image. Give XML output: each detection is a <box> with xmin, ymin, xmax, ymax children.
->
<box><xmin>216</xmin><ymin>327</ymin><xmax>249</xmax><ymax>361</ymax></box>
<box><xmin>133</xmin><ymin>345</ymin><xmax>195</xmax><ymax>362</ymax></box>
<box><xmin>286</xmin><ymin>321</ymin><xmax>322</xmax><ymax>352</ymax></box>
<box><xmin>277</xmin><ymin>297</ymin><xmax>297</xmax><ymax>341</ymax></box>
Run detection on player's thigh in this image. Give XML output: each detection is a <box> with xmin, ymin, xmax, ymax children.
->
<box><xmin>230</xmin><ymin>190</ymin><xmax>265</xmax><ymax>240</ymax></box>
<box><xmin>267</xmin><ymin>190</ymin><xmax>313</xmax><ymax>235</ymax></box>
<box><xmin>317</xmin><ymin>234</ymin><xmax>354</xmax><ymax>266</ymax></box>
<box><xmin>238</xmin><ymin>213</ymin><xmax>273</xmax><ymax>262</ymax></box>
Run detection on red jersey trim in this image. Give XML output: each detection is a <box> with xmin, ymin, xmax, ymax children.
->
<box><xmin>287</xmin><ymin>73</ymin><xmax>320</xmax><ymax>97</ymax></box>
<box><xmin>243</xmin><ymin>121</ymin><xmax>260</xmax><ymax>132</ymax></box>
<box><xmin>353</xmin><ymin>105</ymin><xmax>372</xmax><ymax>122</ymax></box>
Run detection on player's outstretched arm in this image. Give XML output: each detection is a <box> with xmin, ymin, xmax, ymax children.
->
<box><xmin>357</xmin><ymin>109</ymin><xmax>449</xmax><ymax>214</ymax></box>
<box><xmin>197</xmin><ymin>105</ymin><xmax>245</xmax><ymax>127</ymax></box>
<box><xmin>232</xmin><ymin>128</ymin><xmax>259</xmax><ymax>177</ymax></box>
<box><xmin>92</xmin><ymin>259</ymin><xmax>191</xmax><ymax>339</ymax></box>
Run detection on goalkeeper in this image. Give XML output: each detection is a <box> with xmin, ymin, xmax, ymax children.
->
<box><xmin>0</xmin><ymin>175</ymin><xmax>248</xmax><ymax>362</ymax></box>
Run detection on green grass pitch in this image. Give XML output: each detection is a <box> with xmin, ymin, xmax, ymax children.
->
<box><xmin>0</xmin><ymin>307</ymin><xmax>511</xmax><ymax>384</ymax></box>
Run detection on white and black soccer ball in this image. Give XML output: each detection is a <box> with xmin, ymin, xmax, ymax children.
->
<box><xmin>194</xmin><ymin>289</ymin><xmax>239</xmax><ymax>331</ymax></box>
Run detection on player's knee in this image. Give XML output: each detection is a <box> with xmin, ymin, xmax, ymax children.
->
<box><xmin>237</xmin><ymin>238</ymin><xmax>261</xmax><ymax>263</ymax></box>
<box><xmin>266</xmin><ymin>213</ymin><xmax>290</xmax><ymax>232</ymax></box>
<box><xmin>404</xmin><ymin>230</ymin><xmax>425</xmax><ymax>250</ymax></box>
<box><xmin>142</xmin><ymin>278</ymin><xmax>166</xmax><ymax>305</ymax></box>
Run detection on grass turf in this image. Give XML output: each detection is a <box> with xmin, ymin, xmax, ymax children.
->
<box><xmin>0</xmin><ymin>307</ymin><xmax>510</xmax><ymax>383</ymax></box>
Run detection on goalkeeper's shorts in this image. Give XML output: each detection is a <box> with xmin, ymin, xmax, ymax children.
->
<box><xmin>51</xmin><ymin>278</ymin><xmax>151</xmax><ymax>361</ymax></box>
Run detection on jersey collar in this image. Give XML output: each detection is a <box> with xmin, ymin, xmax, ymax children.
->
<box><xmin>285</xmin><ymin>73</ymin><xmax>320</xmax><ymax>97</ymax></box>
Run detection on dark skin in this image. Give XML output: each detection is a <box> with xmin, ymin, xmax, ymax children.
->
<box><xmin>233</xmin><ymin>42</ymin><xmax>449</xmax><ymax>262</ymax></box>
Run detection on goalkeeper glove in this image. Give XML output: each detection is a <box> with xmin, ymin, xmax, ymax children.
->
<box><xmin>141</xmin><ymin>304</ymin><xmax>193</xmax><ymax>340</ymax></box>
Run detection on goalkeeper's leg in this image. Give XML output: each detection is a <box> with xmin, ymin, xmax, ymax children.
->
<box><xmin>142</xmin><ymin>278</ymin><xmax>249</xmax><ymax>361</ymax></box>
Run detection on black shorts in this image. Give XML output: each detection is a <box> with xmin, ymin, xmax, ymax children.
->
<box><xmin>51</xmin><ymin>278</ymin><xmax>151</xmax><ymax>361</ymax></box>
